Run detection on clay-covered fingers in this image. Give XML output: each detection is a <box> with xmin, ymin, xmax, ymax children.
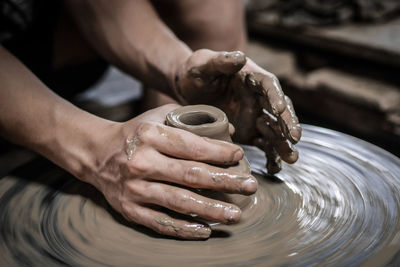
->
<box><xmin>125</xmin><ymin>180</ymin><xmax>241</xmax><ymax>225</ymax></box>
<box><xmin>135</xmin><ymin>122</ymin><xmax>244</xmax><ymax>165</ymax></box>
<box><xmin>247</xmin><ymin>72</ymin><xmax>302</xmax><ymax>143</ymax></box>
<box><xmin>256</xmin><ymin>109</ymin><xmax>282</xmax><ymax>140</ymax></box>
<box><xmin>149</xmin><ymin>154</ymin><xmax>257</xmax><ymax>195</ymax></box>
<box><xmin>246</xmin><ymin>72</ymin><xmax>286</xmax><ymax>116</ymax></box>
<box><xmin>254</xmin><ymin>138</ymin><xmax>282</xmax><ymax>174</ymax></box>
<box><xmin>256</xmin><ymin>115</ymin><xmax>299</xmax><ymax>163</ymax></box>
<box><xmin>190</xmin><ymin>50</ymin><xmax>246</xmax><ymax>78</ymax></box>
<box><xmin>278</xmin><ymin>96</ymin><xmax>302</xmax><ymax>144</ymax></box>
<box><xmin>122</xmin><ymin>203</ymin><xmax>211</xmax><ymax>240</ymax></box>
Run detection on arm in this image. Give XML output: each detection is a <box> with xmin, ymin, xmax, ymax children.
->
<box><xmin>64</xmin><ymin>0</ymin><xmax>192</xmax><ymax>97</ymax></box>
<box><xmin>0</xmin><ymin>45</ymin><xmax>110</xmax><ymax>180</ymax></box>
<box><xmin>64</xmin><ymin>0</ymin><xmax>302</xmax><ymax>174</ymax></box>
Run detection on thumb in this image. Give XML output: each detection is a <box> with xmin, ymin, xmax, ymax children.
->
<box><xmin>190</xmin><ymin>50</ymin><xmax>247</xmax><ymax>77</ymax></box>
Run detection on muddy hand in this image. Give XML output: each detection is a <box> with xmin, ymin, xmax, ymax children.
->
<box><xmin>246</xmin><ymin>70</ymin><xmax>302</xmax><ymax>174</ymax></box>
<box><xmin>173</xmin><ymin>49</ymin><xmax>302</xmax><ymax>174</ymax></box>
<box><xmin>91</xmin><ymin>104</ymin><xmax>257</xmax><ymax>240</ymax></box>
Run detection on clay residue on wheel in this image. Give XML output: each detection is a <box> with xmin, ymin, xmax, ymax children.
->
<box><xmin>1</xmin><ymin>125</ymin><xmax>400</xmax><ymax>266</ymax></box>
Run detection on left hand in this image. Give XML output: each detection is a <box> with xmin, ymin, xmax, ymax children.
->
<box><xmin>173</xmin><ymin>49</ymin><xmax>302</xmax><ymax>174</ymax></box>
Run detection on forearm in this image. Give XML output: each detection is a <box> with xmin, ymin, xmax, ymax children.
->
<box><xmin>65</xmin><ymin>0</ymin><xmax>192</xmax><ymax>97</ymax></box>
<box><xmin>0</xmin><ymin>46</ymin><xmax>116</xmax><ymax>180</ymax></box>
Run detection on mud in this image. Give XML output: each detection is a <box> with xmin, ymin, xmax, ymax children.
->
<box><xmin>166</xmin><ymin>104</ymin><xmax>250</xmax><ymax>174</ymax></box>
<box><xmin>1</xmin><ymin>125</ymin><xmax>400</xmax><ymax>266</ymax></box>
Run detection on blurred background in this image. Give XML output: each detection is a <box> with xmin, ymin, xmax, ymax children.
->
<box><xmin>245</xmin><ymin>0</ymin><xmax>400</xmax><ymax>157</ymax></box>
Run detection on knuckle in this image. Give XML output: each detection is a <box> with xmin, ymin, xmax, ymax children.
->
<box><xmin>196</xmin><ymin>48</ymin><xmax>211</xmax><ymax>56</ymax></box>
<box><xmin>167</xmin><ymin>192</ymin><xmax>190</xmax><ymax>213</ymax></box>
<box><xmin>221</xmin><ymin>147</ymin><xmax>236</xmax><ymax>161</ymax></box>
<box><xmin>128</xmin><ymin>157</ymin><xmax>152</xmax><ymax>175</ymax></box>
<box><xmin>263</xmin><ymin>74</ymin><xmax>280</xmax><ymax>90</ymax></box>
<box><xmin>136</xmin><ymin>122</ymin><xmax>156</xmax><ymax>143</ymax></box>
<box><xmin>125</xmin><ymin>180</ymin><xmax>146</xmax><ymax>199</ymax></box>
<box><xmin>182</xmin><ymin>166</ymin><xmax>202</xmax><ymax>185</ymax></box>
<box><xmin>152</xmin><ymin>224</ymin><xmax>168</xmax><ymax>235</ymax></box>
<box><xmin>120</xmin><ymin>201</ymin><xmax>139</xmax><ymax>222</ymax></box>
<box><xmin>152</xmin><ymin>221</ymin><xmax>176</xmax><ymax>237</ymax></box>
<box><xmin>266</xmin><ymin>73</ymin><xmax>279</xmax><ymax>84</ymax></box>
<box><xmin>189</xmin><ymin>142</ymin><xmax>207</xmax><ymax>160</ymax></box>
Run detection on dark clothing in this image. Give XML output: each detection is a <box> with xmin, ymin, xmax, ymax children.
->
<box><xmin>0</xmin><ymin>0</ymin><xmax>36</xmax><ymax>43</ymax></box>
<box><xmin>0</xmin><ymin>0</ymin><xmax>107</xmax><ymax>99</ymax></box>
<box><xmin>1</xmin><ymin>0</ymin><xmax>57</xmax><ymax>78</ymax></box>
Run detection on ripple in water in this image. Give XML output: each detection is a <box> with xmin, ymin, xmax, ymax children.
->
<box><xmin>1</xmin><ymin>125</ymin><xmax>400</xmax><ymax>266</ymax></box>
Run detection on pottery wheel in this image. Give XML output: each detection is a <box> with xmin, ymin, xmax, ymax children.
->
<box><xmin>1</xmin><ymin>125</ymin><xmax>400</xmax><ymax>266</ymax></box>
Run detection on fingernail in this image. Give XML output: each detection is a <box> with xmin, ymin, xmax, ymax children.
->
<box><xmin>224</xmin><ymin>51</ymin><xmax>246</xmax><ymax>67</ymax></box>
<box><xmin>224</xmin><ymin>206</ymin><xmax>241</xmax><ymax>224</ymax></box>
<box><xmin>226</xmin><ymin>51</ymin><xmax>244</xmax><ymax>59</ymax></box>
<box><xmin>233</xmin><ymin>148</ymin><xmax>244</xmax><ymax>162</ymax></box>
<box><xmin>242</xmin><ymin>177</ymin><xmax>258</xmax><ymax>194</ymax></box>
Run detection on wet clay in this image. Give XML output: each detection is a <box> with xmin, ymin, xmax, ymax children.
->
<box><xmin>1</xmin><ymin>125</ymin><xmax>400</xmax><ymax>266</ymax></box>
<box><xmin>165</xmin><ymin>104</ymin><xmax>250</xmax><ymax>174</ymax></box>
<box><xmin>165</xmin><ymin>105</ymin><xmax>252</xmax><ymax>225</ymax></box>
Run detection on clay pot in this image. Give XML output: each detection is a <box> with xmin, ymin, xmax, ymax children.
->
<box><xmin>166</xmin><ymin>105</ymin><xmax>250</xmax><ymax>174</ymax></box>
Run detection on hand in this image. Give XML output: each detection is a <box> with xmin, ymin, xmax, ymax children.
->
<box><xmin>173</xmin><ymin>49</ymin><xmax>302</xmax><ymax>174</ymax></box>
<box><xmin>88</xmin><ymin>104</ymin><xmax>258</xmax><ymax>239</ymax></box>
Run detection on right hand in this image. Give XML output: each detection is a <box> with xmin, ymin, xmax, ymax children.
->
<box><xmin>87</xmin><ymin>104</ymin><xmax>258</xmax><ymax>239</ymax></box>
<box><xmin>173</xmin><ymin>49</ymin><xmax>302</xmax><ymax>174</ymax></box>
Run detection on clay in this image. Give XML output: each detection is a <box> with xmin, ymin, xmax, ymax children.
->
<box><xmin>165</xmin><ymin>105</ymin><xmax>252</xmax><ymax>220</ymax></box>
<box><xmin>1</xmin><ymin>124</ymin><xmax>400</xmax><ymax>266</ymax></box>
<box><xmin>166</xmin><ymin>104</ymin><xmax>250</xmax><ymax>174</ymax></box>
<box><xmin>125</xmin><ymin>136</ymin><xmax>139</xmax><ymax>160</ymax></box>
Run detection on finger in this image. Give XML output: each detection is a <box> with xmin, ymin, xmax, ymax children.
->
<box><xmin>136</xmin><ymin>103</ymin><xmax>182</xmax><ymax>123</ymax></box>
<box><xmin>136</xmin><ymin>122</ymin><xmax>244</xmax><ymax>165</ymax></box>
<box><xmin>122</xmin><ymin>203</ymin><xmax>211</xmax><ymax>240</ymax></box>
<box><xmin>254</xmin><ymin>136</ymin><xmax>298</xmax><ymax>164</ymax></box>
<box><xmin>254</xmin><ymin>138</ymin><xmax>282</xmax><ymax>174</ymax></box>
<box><xmin>128</xmin><ymin>181</ymin><xmax>241</xmax><ymax>224</ymax></box>
<box><xmin>150</xmin><ymin>153</ymin><xmax>258</xmax><ymax>195</ymax></box>
<box><xmin>256</xmin><ymin>115</ymin><xmax>278</xmax><ymax>141</ymax></box>
<box><xmin>266</xmin><ymin>148</ymin><xmax>282</xmax><ymax>174</ymax></box>
<box><xmin>246</xmin><ymin>72</ymin><xmax>286</xmax><ymax>116</ymax></box>
<box><xmin>191</xmin><ymin>50</ymin><xmax>246</xmax><ymax>77</ymax></box>
<box><xmin>276</xmin><ymin>140</ymin><xmax>299</xmax><ymax>164</ymax></box>
<box><xmin>256</xmin><ymin>112</ymin><xmax>285</xmax><ymax>141</ymax></box>
<box><xmin>255</xmin><ymin>117</ymin><xmax>298</xmax><ymax>164</ymax></box>
<box><xmin>278</xmin><ymin>96</ymin><xmax>302</xmax><ymax>144</ymax></box>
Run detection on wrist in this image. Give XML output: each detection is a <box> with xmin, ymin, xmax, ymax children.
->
<box><xmin>35</xmin><ymin>102</ymin><xmax>121</xmax><ymax>185</ymax></box>
<box><xmin>167</xmin><ymin>43</ymin><xmax>192</xmax><ymax>100</ymax></box>
<box><xmin>66</xmin><ymin>118</ymin><xmax>121</xmax><ymax>186</ymax></box>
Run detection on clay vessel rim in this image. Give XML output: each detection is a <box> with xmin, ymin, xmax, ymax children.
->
<box><xmin>166</xmin><ymin>105</ymin><xmax>228</xmax><ymax>129</ymax></box>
